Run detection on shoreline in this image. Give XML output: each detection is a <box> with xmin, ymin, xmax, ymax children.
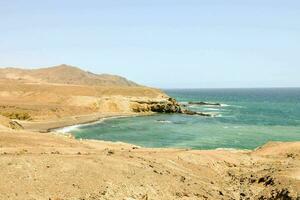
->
<box><xmin>48</xmin><ymin>113</ymin><xmax>284</xmax><ymax>152</ymax></box>
<box><xmin>18</xmin><ymin>112</ymin><xmax>152</xmax><ymax>133</ymax></box>
<box><xmin>52</xmin><ymin>114</ymin><xmax>145</xmax><ymax>134</ymax></box>
<box><xmin>17</xmin><ymin>112</ymin><xmax>300</xmax><ymax>152</ymax></box>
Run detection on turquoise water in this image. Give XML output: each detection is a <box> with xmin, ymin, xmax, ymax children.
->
<box><xmin>70</xmin><ymin>88</ymin><xmax>300</xmax><ymax>150</ymax></box>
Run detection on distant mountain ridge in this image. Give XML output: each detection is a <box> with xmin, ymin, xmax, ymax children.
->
<box><xmin>0</xmin><ymin>64</ymin><xmax>139</xmax><ymax>87</ymax></box>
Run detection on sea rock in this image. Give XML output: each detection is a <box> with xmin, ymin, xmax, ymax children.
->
<box><xmin>131</xmin><ymin>98</ymin><xmax>218</xmax><ymax>117</ymax></box>
<box><xmin>181</xmin><ymin>110</ymin><xmax>215</xmax><ymax>117</ymax></box>
<box><xmin>188</xmin><ymin>101</ymin><xmax>221</xmax><ymax>106</ymax></box>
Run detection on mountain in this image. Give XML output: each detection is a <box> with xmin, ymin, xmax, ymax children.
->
<box><xmin>0</xmin><ymin>64</ymin><xmax>139</xmax><ymax>87</ymax></box>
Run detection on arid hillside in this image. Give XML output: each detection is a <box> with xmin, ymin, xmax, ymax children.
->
<box><xmin>0</xmin><ymin>64</ymin><xmax>138</xmax><ymax>86</ymax></box>
<box><xmin>0</xmin><ymin>65</ymin><xmax>172</xmax><ymax>129</ymax></box>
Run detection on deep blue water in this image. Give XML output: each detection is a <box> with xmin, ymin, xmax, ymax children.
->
<box><xmin>67</xmin><ymin>88</ymin><xmax>300</xmax><ymax>150</ymax></box>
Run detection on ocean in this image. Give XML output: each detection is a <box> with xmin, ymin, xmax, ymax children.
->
<box><xmin>68</xmin><ymin>88</ymin><xmax>300</xmax><ymax>150</ymax></box>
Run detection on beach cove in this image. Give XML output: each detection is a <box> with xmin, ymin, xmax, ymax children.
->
<box><xmin>0</xmin><ymin>66</ymin><xmax>299</xmax><ymax>199</ymax></box>
<box><xmin>62</xmin><ymin>88</ymin><xmax>300</xmax><ymax>150</ymax></box>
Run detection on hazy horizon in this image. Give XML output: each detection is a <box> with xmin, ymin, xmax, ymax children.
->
<box><xmin>1</xmin><ymin>1</ymin><xmax>299</xmax><ymax>88</ymax></box>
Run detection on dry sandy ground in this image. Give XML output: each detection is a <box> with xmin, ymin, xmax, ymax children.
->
<box><xmin>0</xmin><ymin>129</ymin><xmax>299</xmax><ymax>200</ymax></box>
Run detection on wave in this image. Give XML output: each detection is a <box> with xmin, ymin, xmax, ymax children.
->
<box><xmin>220</xmin><ymin>104</ymin><xmax>230</xmax><ymax>107</ymax></box>
<box><xmin>54</xmin><ymin>115</ymin><xmax>132</xmax><ymax>133</ymax></box>
<box><xmin>222</xmin><ymin>104</ymin><xmax>245</xmax><ymax>108</ymax></box>
<box><xmin>179</xmin><ymin>101</ymin><xmax>188</xmax><ymax>105</ymax></box>
<box><xmin>55</xmin><ymin>124</ymin><xmax>82</xmax><ymax>134</ymax></box>
<box><xmin>203</xmin><ymin>108</ymin><xmax>220</xmax><ymax>111</ymax></box>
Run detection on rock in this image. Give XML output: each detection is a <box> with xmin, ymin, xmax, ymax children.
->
<box><xmin>180</xmin><ymin>176</ymin><xmax>186</xmax><ymax>182</ymax></box>
<box><xmin>8</xmin><ymin>121</ymin><xmax>23</xmax><ymax>130</ymax></box>
<box><xmin>188</xmin><ymin>101</ymin><xmax>221</xmax><ymax>106</ymax></box>
<box><xmin>182</xmin><ymin>110</ymin><xmax>215</xmax><ymax>117</ymax></box>
<box><xmin>258</xmin><ymin>175</ymin><xmax>275</xmax><ymax>186</ymax></box>
<box><xmin>131</xmin><ymin>98</ymin><xmax>217</xmax><ymax>117</ymax></box>
<box><xmin>257</xmin><ymin>188</ymin><xmax>293</xmax><ymax>200</ymax></box>
<box><xmin>0</xmin><ymin>115</ymin><xmax>24</xmax><ymax>130</ymax></box>
<box><xmin>131</xmin><ymin>98</ymin><xmax>182</xmax><ymax>114</ymax></box>
<box><xmin>107</xmin><ymin>149</ymin><xmax>114</xmax><ymax>155</ymax></box>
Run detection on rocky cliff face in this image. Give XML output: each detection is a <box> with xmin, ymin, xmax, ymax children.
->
<box><xmin>130</xmin><ymin>98</ymin><xmax>218</xmax><ymax>117</ymax></box>
<box><xmin>130</xmin><ymin>98</ymin><xmax>182</xmax><ymax>113</ymax></box>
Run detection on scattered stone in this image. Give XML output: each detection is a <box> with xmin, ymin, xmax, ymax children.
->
<box><xmin>141</xmin><ymin>194</ymin><xmax>148</xmax><ymax>200</ymax></box>
<box><xmin>286</xmin><ymin>153</ymin><xmax>297</xmax><ymax>159</ymax></box>
<box><xmin>258</xmin><ymin>188</ymin><xmax>293</xmax><ymax>200</ymax></box>
<box><xmin>175</xmin><ymin>192</ymin><xmax>182</xmax><ymax>197</ymax></box>
<box><xmin>107</xmin><ymin>150</ymin><xmax>114</xmax><ymax>155</ymax></box>
<box><xmin>180</xmin><ymin>176</ymin><xmax>186</xmax><ymax>182</ymax></box>
<box><xmin>258</xmin><ymin>175</ymin><xmax>275</xmax><ymax>186</ymax></box>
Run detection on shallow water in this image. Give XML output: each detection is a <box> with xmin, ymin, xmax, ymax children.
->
<box><xmin>70</xmin><ymin>88</ymin><xmax>300</xmax><ymax>150</ymax></box>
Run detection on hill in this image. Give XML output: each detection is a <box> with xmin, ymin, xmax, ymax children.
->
<box><xmin>0</xmin><ymin>64</ymin><xmax>138</xmax><ymax>87</ymax></box>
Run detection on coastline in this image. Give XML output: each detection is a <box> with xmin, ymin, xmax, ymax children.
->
<box><xmin>18</xmin><ymin>112</ymin><xmax>152</xmax><ymax>133</ymax></box>
<box><xmin>52</xmin><ymin>113</ymin><xmax>147</xmax><ymax>134</ymax></box>
<box><xmin>37</xmin><ymin>112</ymin><xmax>297</xmax><ymax>152</ymax></box>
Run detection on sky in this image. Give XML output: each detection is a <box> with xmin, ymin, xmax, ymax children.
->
<box><xmin>0</xmin><ymin>0</ymin><xmax>299</xmax><ymax>88</ymax></box>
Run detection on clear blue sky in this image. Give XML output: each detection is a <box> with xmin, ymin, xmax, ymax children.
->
<box><xmin>0</xmin><ymin>0</ymin><xmax>299</xmax><ymax>88</ymax></box>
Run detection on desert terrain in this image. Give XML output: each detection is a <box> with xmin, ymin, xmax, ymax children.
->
<box><xmin>0</xmin><ymin>65</ymin><xmax>299</xmax><ymax>199</ymax></box>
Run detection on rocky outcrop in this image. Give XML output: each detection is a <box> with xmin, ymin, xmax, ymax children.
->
<box><xmin>131</xmin><ymin>98</ymin><xmax>182</xmax><ymax>113</ymax></box>
<box><xmin>131</xmin><ymin>98</ymin><xmax>217</xmax><ymax>117</ymax></box>
<box><xmin>188</xmin><ymin>101</ymin><xmax>221</xmax><ymax>106</ymax></box>
<box><xmin>181</xmin><ymin>110</ymin><xmax>217</xmax><ymax>117</ymax></box>
<box><xmin>9</xmin><ymin>121</ymin><xmax>24</xmax><ymax>130</ymax></box>
<box><xmin>0</xmin><ymin>115</ymin><xmax>23</xmax><ymax>130</ymax></box>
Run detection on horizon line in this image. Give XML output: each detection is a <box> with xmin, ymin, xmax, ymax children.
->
<box><xmin>161</xmin><ymin>87</ymin><xmax>300</xmax><ymax>90</ymax></box>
